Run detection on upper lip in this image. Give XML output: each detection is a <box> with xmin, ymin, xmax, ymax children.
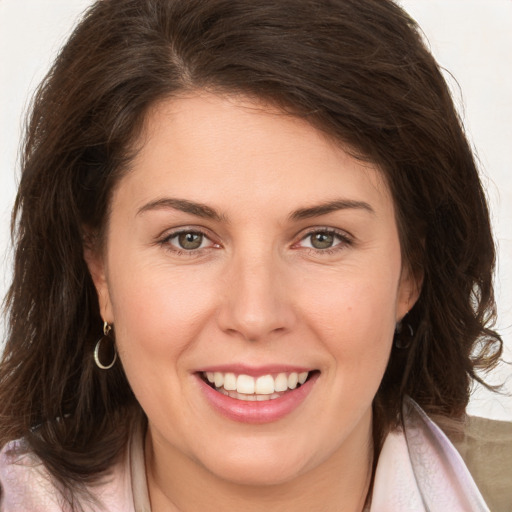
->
<box><xmin>195</xmin><ymin>364</ymin><xmax>315</xmax><ymax>377</ymax></box>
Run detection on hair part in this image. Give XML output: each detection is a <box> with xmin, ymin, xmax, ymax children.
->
<box><xmin>0</xmin><ymin>0</ymin><xmax>502</xmax><ymax>497</ymax></box>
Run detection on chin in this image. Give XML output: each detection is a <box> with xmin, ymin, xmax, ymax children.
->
<box><xmin>196</xmin><ymin>440</ymin><xmax>314</xmax><ymax>487</ymax></box>
<box><xmin>209</xmin><ymin>460</ymin><xmax>305</xmax><ymax>487</ymax></box>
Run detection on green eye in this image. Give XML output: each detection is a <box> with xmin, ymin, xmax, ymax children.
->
<box><xmin>177</xmin><ymin>232</ymin><xmax>204</xmax><ymax>250</ymax></box>
<box><xmin>310</xmin><ymin>232</ymin><xmax>335</xmax><ymax>249</ymax></box>
<box><xmin>297</xmin><ymin>229</ymin><xmax>350</xmax><ymax>253</ymax></box>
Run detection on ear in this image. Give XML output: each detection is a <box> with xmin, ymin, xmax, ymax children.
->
<box><xmin>83</xmin><ymin>232</ymin><xmax>114</xmax><ymax>324</ymax></box>
<box><xmin>396</xmin><ymin>265</ymin><xmax>423</xmax><ymax>322</ymax></box>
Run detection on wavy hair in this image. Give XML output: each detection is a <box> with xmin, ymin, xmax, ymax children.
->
<box><xmin>0</xmin><ymin>0</ymin><xmax>502</xmax><ymax>496</ymax></box>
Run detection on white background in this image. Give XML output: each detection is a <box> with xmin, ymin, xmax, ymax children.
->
<box><xmin>1</xmin><ymin>0</ymin><xmax>511</xmax><ymax>420</ymax></box>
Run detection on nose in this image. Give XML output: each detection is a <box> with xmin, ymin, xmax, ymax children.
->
<box><xmin>216</xmin><ymin>249</ymin><xmax>297</xmax><ymax>342</ymax></box>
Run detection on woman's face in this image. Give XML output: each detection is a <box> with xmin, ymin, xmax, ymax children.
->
<box><xmin>88</xmin><ymin>92</ymin><xmax>418</xmax><ymax>487</ymax></box>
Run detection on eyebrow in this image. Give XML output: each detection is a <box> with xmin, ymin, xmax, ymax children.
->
<box><xmin>136</xmin><ymin>197</ymin><xmax>374</xmax><ymax>222</ymax></box>
<box><xmin>289</xmin><ymin>199</ymin><xmax>375</xmax><ymax>220</ymax></box>
<box><xmin>137</xmin><ymin>198</ymin><xmax>225</xmax><ymax>222</ymax></box>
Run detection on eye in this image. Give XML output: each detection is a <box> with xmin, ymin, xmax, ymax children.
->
<box><xmin>297</xmin><ymin>229</ymin><xmax>351</xmax><ymax>251</ymax></box>
<box><xmin>164</xmin><ymin>230</ymin><xmax>214</xmax><ymax>251</ymax></box>
<box><xmin>175</xmin><ymin>232</ymin><xmax>205</xmax><ymax>250</ymax></box>
<box><xmin>308</xmin><ymin>232</ymin><xmax>337</xmax><ymax>249</ymax></box>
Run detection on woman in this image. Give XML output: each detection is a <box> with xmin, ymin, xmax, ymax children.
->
<box><xmin>0</xmin><ymin>0</ymin><xmax>506</xmax><ymax>510</ymax></box>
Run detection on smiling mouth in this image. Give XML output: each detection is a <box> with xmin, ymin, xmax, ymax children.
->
<box><xmin>199</xmin><ymin>370</ymin><xmax>319</xmax><ymax>402</ymax></box>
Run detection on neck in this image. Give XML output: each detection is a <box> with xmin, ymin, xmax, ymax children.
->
<box><xmin>145</xmin><ymin>418</ymin><xmax>374</xmax><ymax>512</ymax></box>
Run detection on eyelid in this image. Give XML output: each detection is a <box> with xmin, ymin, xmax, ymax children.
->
<box><xmin>293</xmin><ymin>226</ymin><xmax>354</xmax><ymax>251</ymax></box>
<box><xmin>157</xmin><ymin>226</ymin><xmax>221</xmax><ymax>253</ymax></box>
<box><xmin>156</xmin><ymin>225</ymin><xmax>353</xmax><ymax>255</ymax></box>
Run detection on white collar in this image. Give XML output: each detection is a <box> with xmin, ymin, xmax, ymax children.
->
<box><xmin>129</xmin><ymin>398</ymin><xmax>489</xmax><ymax>511</ymax></box>
<box><xmin>371</xmin><ymin>397</ymin><xmax>489</xmax><ymax>511</ymax></box>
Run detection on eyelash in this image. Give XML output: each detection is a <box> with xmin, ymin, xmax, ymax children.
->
<box><xmin>158</xmin><ymin>227</ymin><xmax>353</xmax><ymax>256</ymax></box>
<box><xmin>158</xmin><ymin>228</ymin><xmax>219</xmax><ymax>257</ymax></box>
<box><xmin>295</xmin><ymin>228</ymin><xmax>353</xmax><ymax>255</ymax></box>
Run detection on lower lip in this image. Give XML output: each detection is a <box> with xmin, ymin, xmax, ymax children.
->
<box><xmin>196</xmin><ymin>373</ymin><xmax>319</xmax><ymax>424</ymax></box>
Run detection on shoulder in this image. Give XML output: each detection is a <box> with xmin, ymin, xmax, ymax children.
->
<box><xmin>373</xmin><ymin>397</ymin><xmax>493</xmax><ymax>511</ymax></box>
<box><xmin>451</xmin><ymin>415</ymin><xmax>512</xmax><ymax>512</ymax></box>
<box><xmin>0</xmin><ymin>439</ymin><xmax>135</xmax><ymax>512</ymax></box>
<box><xmin>0</xmin><ymin>439</ymin><xmax>64</xmax><ymax>511</ymax></box>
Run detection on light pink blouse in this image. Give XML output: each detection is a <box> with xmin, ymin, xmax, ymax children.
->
<box><xmin>0</xmin><ymin>398</ymin><xmax>490</xmax><ymax>511</ymax></box>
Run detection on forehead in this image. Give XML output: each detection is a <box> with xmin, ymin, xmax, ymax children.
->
<box><xmin>115</xmin><ymin>92</ymin><xmax>393</xmax><ymax>219</ymax></box>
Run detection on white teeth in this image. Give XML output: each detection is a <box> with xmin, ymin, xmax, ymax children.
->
<box><xmin>255</xmin><ymin>375</ymin><xmax>275</xmax><ymax>394</ymax></box>
<box><xmin>274</xmin><ymin>373</ymin><xmax>288</xmax><ymax>392</ymax></box>
<box><xmin>236</xmin><ymin>374</ymin><xmax>255</xmax><ymax>394</ymax></box>
<box><xmin>214</xmin><ymin>372</ymin><xmax>224</xmax><ymax>388</ymax></box>
<box><xmin>204</xmin><ymin>370</ymin><xmax>311</xmax><ymax>398</ymax></box>
<box><xmin>288</xmin><ymin>372</ymin><xmax>299</xmax><ymax>389</ymax></box>
<box><xmin>223</xmin><ymin>373</ymin><xmax>237</xmax><ymax>391</ymax></box>
<box><xmin>230</xmin><ymin>391</ymin><xmax>270</xmax><ymax>401</ymax></box>
<box><xmin>235</xmin><ymin>392</ymin><xmax>256</xmax><ymax>401</ymax></box>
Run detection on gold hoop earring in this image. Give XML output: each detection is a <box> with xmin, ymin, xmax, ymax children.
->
<box><xmin>94</xmin><ymin>321</ymin><xmax>117</xmax><ymax>370</ymax></box>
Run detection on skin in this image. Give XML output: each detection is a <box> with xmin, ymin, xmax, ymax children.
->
<box><xmin>86</xmin><ymin>92</ymin><xmax>420</xmax><ymax>511</ymax></box>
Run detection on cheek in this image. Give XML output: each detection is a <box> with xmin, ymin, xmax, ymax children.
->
<box><xmin>303</xmin><ymin>271</ymin><xmax>399</xmax><ymax>341</ymax></box>
<box><xmin>106</xmin><ymin>261</ymin><xmax>218</xmax><ymax>365</ymax></box>
<box><xmin>104</xmin><ymin>266</ymin><xmax>220</xmax><ymax>426</ymax></box>
<box><xmin>299</xmin><ymin>268</ymin><xmax>398</xmax><ymax>393</ymax></box>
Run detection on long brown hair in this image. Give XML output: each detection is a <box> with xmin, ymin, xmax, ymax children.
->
<box><xmin>0</xmin><ymin>0</ymin><xmax>502</xmax><ymax>496</ymax></box>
